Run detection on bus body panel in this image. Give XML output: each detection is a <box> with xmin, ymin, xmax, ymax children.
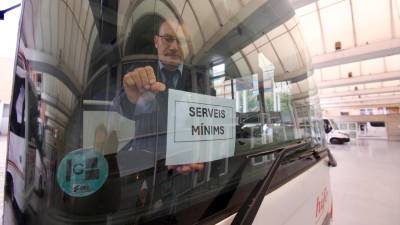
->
<box><xmin>8</xmin><ymin>132</ymin><xmax>28</xmax><ymax>211</ymax></box>
<box><xmin>7</xmin><ymin>60</ymin><xmax>29</xmax><ymax>212</ymax></box>
<box><xmin>253</xmin><ymin>159</ymin><xmax>332</xmax><ymax>225</ymax></box>
<box><xmin>215</xmin><ymin>158</ymin><xmax>332</xmax><ymax>225</ymax></box>
<box><xmin>365</xmin><ymin>122</ymin><xmax>387</xmax><ymax>138</ymax></box>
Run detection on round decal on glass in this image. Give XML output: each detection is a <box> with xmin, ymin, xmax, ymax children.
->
<box><xmin>56</xmin><ymin>148</ymin><xmax>108</xmax><ymax>197</ymax></box>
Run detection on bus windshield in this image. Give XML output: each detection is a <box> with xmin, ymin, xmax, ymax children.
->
<box><xmin>329</xmin><ymin>119</ymin><xmax>339</xmax><ymax>130</ymax></box>
<box><xmin>4</xmin><ymin>0</ymin><xmax>326</xmax><ymax>224</ymax></box>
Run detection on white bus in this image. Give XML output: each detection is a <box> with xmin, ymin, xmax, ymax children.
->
<box><xmin>5</xmin><ymin>50</ymin><xmax>49</xmax><ymax>225</ymax></box>
<box><xmin>323</xmin><ymin>118</ymin><xmax>350</xmax><ymax>144</ymax></box>
<box><xmin>4</xmin><ymin>0</ymin><xmax>335</xmax><ymax>224</ymax></box>
<box><xmin>358</xmin><ymin>121</ymin><xmax>387</xmax><ymax>138</ymax></box>
<box><xmin>6</xmin><ymin>52</ymin><xmax>36</xmax><ymax>220</ymax></box>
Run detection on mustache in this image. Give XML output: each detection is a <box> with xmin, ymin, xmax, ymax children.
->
<box><xmin>165</xmin><ymin>52</ymin><xmax>181</xmax><ymax>57</ymax></box>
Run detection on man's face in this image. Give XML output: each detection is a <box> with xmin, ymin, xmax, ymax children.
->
<box><xmin>154</xmin><ymin>21</ymin><xmax>184</xmax><ymax>69</ymax></box>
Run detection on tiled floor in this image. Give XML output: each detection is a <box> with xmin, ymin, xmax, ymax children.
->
<box><xmin>0</xmin><ymin>137</ymin><xmax>399</xmax><ymax>225</ymax></box>
<box><xmin>329</xmin><ymin>139</ymin><xmax>400</xmax><ymax>225</ymax></box>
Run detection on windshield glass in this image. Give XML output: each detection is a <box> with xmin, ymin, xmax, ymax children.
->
<box><xmin>329</xmin><ymin>119</ymin><xmax>339</xmax><ymax>130</ymax></box>
<box><xmin>4</xmin><ymin>0</ymin><xmax>326</xmax><ymax>224</ymax></box>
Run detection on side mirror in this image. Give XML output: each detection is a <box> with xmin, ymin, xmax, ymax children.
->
<box><xmin>327</xmin><ymin>149</ymin><xmax>337</xmax><ymax>167</ymax></box>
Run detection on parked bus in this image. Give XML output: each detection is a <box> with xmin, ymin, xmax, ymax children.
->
<box><xmin>3</xmin><ymin>0</ymin><xmax>335</xmax><ymax>224</ymax></box>
<box><xmin>358</xmin><ymin>121</ymin><xmax>387</xmax><ymax>138</ymax></box>
<box><xmin>6</xmin><ymin>50</ymin><xmax>48</xmax><ymax>223</ymax></box>
<box><xmin>323</xmin><ymin>118</ymin><xmax>350</xmax><ymax>144</ymax></box>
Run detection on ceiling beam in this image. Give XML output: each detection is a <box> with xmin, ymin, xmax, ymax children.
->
<box><xmin>41</xmin><ymin>93</ymin><xmax>73</xmax><ymax>117</ymax></box>
<box><xmin>319</xmin><ymin>86</ymin><xmax>400</xmax><ymax>98</ymax></box>
<box><xmin>320</xmin><ymin>95</ymin><xmax>400</xmax><ymax>108</ymax></box>
<box><xmin>321</xmin><ymin>97</ymin><xmax>400</xmax><ymax>108</ymax></box>
<box><xmin>321</xmin><ymin>94</ymin><xmax>400</xmax><ymax>104</ymax></box>
<box><xmin>327</xmin><ymin>114</ymin><xmax>400</xmax><ymax>122</ymax></box>
<box><xmin>45</xmin><ymin>112</ymin><xmax>67</xmax><ymax>128</ymax></box>
<box><xmin>292</xmin><ymin>89</ymin><xmax>318</xmax><ymax>101</ymax></box>
<box><xmin>312</xmin><ymin>39</ymin><xmax>400</xmax><ymax>69</ymax></box>
<box><xmin>317</xmin><ymin>70</ymin><xmax>400</xmax><ymax>89</ymax></box>
<box><xmin>30</xmin><ymin>61</ymin><xmax>81</xmax><ymax>97</ymax></box>
<box><xmin>24</xmin><ymin>48</ymin><xmax>82</xmax><ymax>96</ymax></box>
<box><xmin>349</xmin><ymin>0</ymin><xmax>357</xmax><ymax>47</ymax></box>
<box><xmin>315</xmin><ymin>1</ymin><xmax>327</xmax><ymax>54</ymax></box>
<box><xmin>290</xmin><ymin>0</ymin><xmax>317</xmax><ymax>9</ymax></box>
<box><xmin>186</xmin><ymin>0</ymin><xmax>206</xmax><ymax>44</ymax></box>
<box><xmin>193</xmin><ymin>0</ymin><xmax>293</xmax><ymax>65</ymax></box>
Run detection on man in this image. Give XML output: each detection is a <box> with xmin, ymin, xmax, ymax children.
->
<box><xmin>113</xmin><ymin>18</ymin><xmax>204</xmax><ymax>175</ymax></box>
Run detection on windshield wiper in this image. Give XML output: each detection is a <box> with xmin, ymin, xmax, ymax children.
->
<box><xmin>231</xmin><ymin>140</ymin><xmax>308</xmax><ymax>225</ymax></box>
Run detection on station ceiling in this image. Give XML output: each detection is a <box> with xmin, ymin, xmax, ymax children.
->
<box><xmin>293</xmin><ymin>0</ymin><xmax>400</xmax><ymax>110</ymax></box>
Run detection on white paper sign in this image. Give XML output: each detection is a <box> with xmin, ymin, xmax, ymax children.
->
<box><xmin>166</xmin><ymin>89</ymin><xmax>236</xmax><ymax>165</ymax></box>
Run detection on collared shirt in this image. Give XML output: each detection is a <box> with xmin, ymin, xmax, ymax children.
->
<box><xmin>158</xmin><ymin>61</ymin><xmax>183</xmax><ymax>89</ymax></box>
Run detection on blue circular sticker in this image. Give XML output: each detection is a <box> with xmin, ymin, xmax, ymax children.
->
<box><xmin>56</xmin><ymin>148</ymin><xmax>109</xmax><ymax>197</ymax></box>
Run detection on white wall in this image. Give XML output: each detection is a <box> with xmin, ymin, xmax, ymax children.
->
<box><xmin>331</xmin><ymin>114</ymin><xmax>400</xmax><ymax>141</ymax></box>
<box><xmin>386</xmin><ymin>116</ymin><xmax>400</xmax><ymax>141</ymax></box>
<box><xmin>0</xmin><ymin>102</ymin><xmax>3</xmax><ymax>135</ymax></box>
<box><xmin>0</xmin><ymin>57</ymin><xmax>14</xmax><ymax>104</ymax></box>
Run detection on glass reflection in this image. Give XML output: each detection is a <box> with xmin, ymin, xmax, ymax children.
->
<box><xmin>4</xmin><ymin>0</ymin><xmax>326</xmax><ymax>224</ymax></box>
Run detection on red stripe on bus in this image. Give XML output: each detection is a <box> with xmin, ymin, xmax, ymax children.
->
<box><xmin>6</xmin><ymin>160</ymin><xmax>25</xmax><ymax>177</ymax></box>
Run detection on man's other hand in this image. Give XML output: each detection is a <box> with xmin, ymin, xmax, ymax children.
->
<box><xmin>123</xmin><ymin>66</ymin><xmax>166</xmax><ymax>104</ymax></box>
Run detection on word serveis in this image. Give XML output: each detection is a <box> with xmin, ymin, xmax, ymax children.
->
<box><xmin>189</xmin><ymin>106</ymin><xmax>226</xmax><ymax>136</ymax></box>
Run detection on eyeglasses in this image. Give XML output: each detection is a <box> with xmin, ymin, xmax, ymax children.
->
<box><xmin>157</xmin><ymin>35</ymin><xmax>185</xmax><ymax>45</ymax></box>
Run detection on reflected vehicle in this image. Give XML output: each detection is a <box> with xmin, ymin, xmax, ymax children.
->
<box><xmin>6</xmin><ymin>51</ymin><xmax>47</xmax><ymax>223</ymax></box>
<box><xmin>238</xmin><ymin>113</ymin><xmax>263</xmax><ymax>137</ymax></box>
<box><xmin>4</xmin><ymin>0</ymin><xmax>334</xmax><ymax>225</ymax></box>
<box><xmin>323</xmin><ymin>118</ymin><xmax>350</xmax><ymax>144</ymax></box>
<box><xmin>239</xmin><ymin>111</ymin><xmax>285</xmax><ymax>139</ymax></box>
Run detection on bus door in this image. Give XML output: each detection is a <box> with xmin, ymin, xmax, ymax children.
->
<box><xmin>358</xmin><ymin>122</ymin><xmax>367</xmax><ymax>137</ymax></box>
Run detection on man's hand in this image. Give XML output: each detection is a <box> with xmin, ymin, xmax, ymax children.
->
<box><xmin>123</xmin><ymin>66</ymin><xmax>166</xmax><ymax>104</ymax></box>
<box><xmin>168</xmin><ymin>163</ymin><xmax>204</xmax><ymax>175</ymax></box>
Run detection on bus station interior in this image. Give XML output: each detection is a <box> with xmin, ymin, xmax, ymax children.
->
<box><xmin>0</xmin><ymin>0</ymin><xmax>400</xmax><ymax>224</ymax></box>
